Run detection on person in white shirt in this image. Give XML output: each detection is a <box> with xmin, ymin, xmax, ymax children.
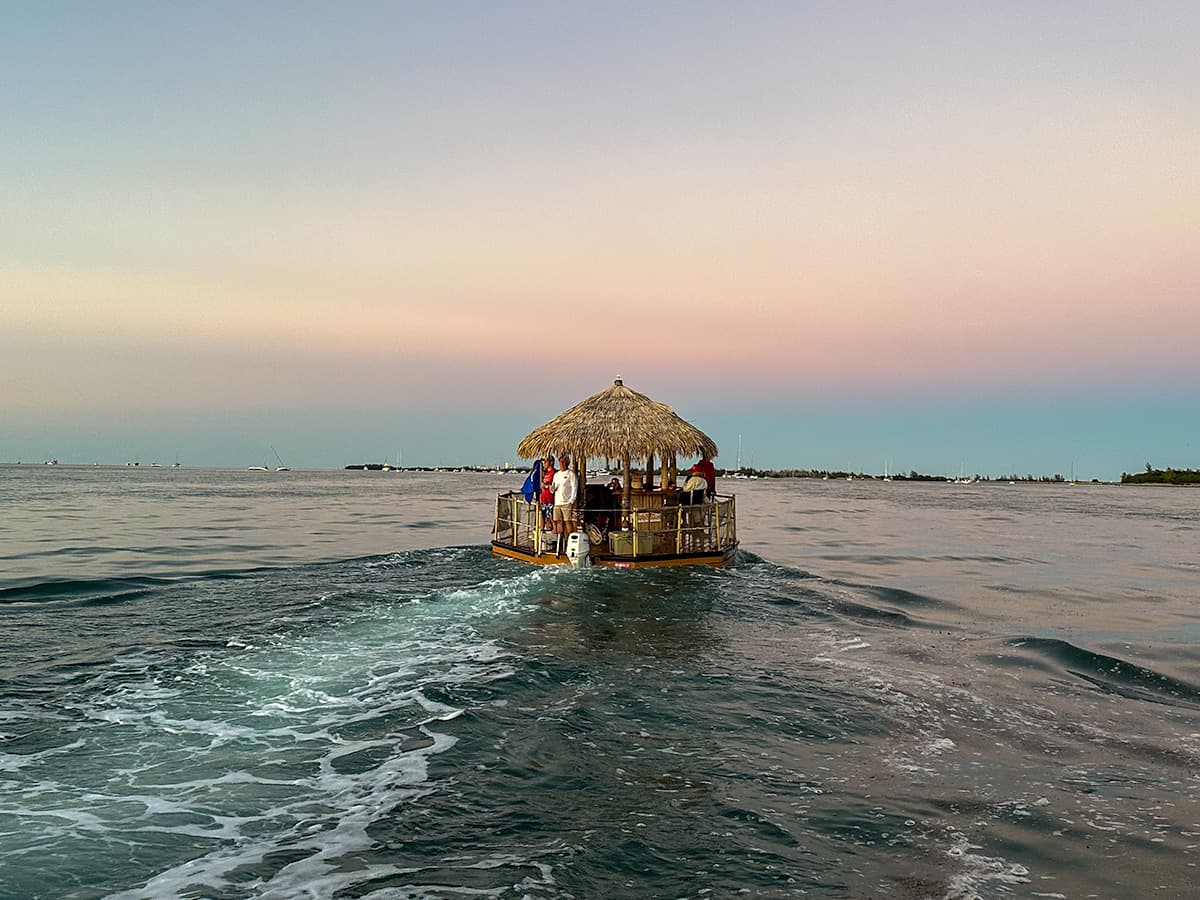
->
<box><xmin>681</xmin><ymin>468</ymin><xmax>708</xmax><ymax>505</ymax></box>
<box><xmin>551</xmin><ymin>454</ymin><xmax>578</xmax><ymax>555</ymax></box>
<box><xmin>680</xmin><ymin>467</ymin><xmax>709</xmax><ymax>538</ymax></box>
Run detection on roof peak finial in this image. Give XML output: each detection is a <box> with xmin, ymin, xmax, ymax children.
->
<box><xmin>614</xmin><ymin>375</ymin><xmax>623</xmax><ymax>386</ymax></box>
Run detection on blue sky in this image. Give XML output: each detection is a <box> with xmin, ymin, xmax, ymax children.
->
<box><xmin>2</xmin><ymin>3</ymin><xmax>1197</xmax><ymax>479</ymax></box>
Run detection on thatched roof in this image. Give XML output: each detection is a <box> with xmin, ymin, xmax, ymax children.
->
<box><xmin>516</xmin><ymin>378</ymin><xmax>719</xmax><ymax>463</ymax></box>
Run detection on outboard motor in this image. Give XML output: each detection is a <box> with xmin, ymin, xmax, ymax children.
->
<box><xmin>565</xmin><ymin>530</ymin><xmax>591</xmax><ymax>568</ymax></box>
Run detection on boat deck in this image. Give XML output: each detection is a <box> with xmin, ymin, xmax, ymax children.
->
<box><xmin>492</xmin><ymin>489</ymin><xmax>738</xmax><ymax>568</ymax></box>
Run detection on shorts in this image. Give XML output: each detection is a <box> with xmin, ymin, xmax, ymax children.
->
<box><xmin>552</xmin><ymin>503</ymin><xmax>575</xmax><ymax>523</ymax></box>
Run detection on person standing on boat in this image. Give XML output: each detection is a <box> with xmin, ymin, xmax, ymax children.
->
<box><xmin>694</xmin><ymin>454</ymin><xmax>717</xmax><ymax>498</ymax></box>
<box><xmin>551</xmin><ymin>454</ymin><xmax>578</xmax><ymax>555</ymax></box>
<box><xmin>682</xmin><ymin>467</ymin><xmax>708</xmax><ymax>506</ymax></box>
<box><xmin>680</xmin><ymin>467</ymin><xmax>710</xmax><ymax>548</ymax></box>
<box><xmin>538</xmin><ymin>455</ymin><xmax>556</xmax><ymax>530</ymax></box>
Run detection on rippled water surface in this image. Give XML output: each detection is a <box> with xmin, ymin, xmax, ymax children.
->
<box><xmin>2</xmin><ymin>466</ymin><xmax>1198</xmax><ymax>898</ymax></box>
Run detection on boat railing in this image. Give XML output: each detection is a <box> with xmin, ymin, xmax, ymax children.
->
<box><xmin>493</xmin><ymin>491</ymin><xmax>737</xmax><ymax>558</ymax></box>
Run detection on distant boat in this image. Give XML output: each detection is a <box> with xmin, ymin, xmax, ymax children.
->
<box><xmin>271</xmin><ymin>446</ymin><xmax>290</xmax><ymax>472</ymax></box>
<box><xmin>729</xmin><ymin>434</ymin><xmax>753</xmax><ymax>478</ymax></box>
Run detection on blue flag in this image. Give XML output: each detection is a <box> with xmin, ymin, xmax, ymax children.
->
<box><xmin>520</xmin><ymin>459</ymin><xmax>542</xmax><ymax>503</ymax></box>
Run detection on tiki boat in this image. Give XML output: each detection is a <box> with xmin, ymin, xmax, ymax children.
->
<box><xmin>492</xmin><ymin>378</ymin><xmax>739</xmax><ymax>568</ymax></box>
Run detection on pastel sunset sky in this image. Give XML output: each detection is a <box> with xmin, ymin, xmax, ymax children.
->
<box><xmin>3</xmin><ymin>2</ymin><xmax>1197</xmax><ymax>479</ymax></box>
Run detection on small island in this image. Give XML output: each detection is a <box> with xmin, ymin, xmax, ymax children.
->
<box><xmin>1121</xmin><ymin>466</ymin><xmax>1200</xmax><ymax>485</ymax></box>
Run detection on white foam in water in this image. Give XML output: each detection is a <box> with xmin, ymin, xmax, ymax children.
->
<box><xmin>944</xmin><ymin>832</ymin><xmax>1030</xmax><ymax>897</ymax></box>
<box><xmin>0</xmin><ymin>570</ymin><xmax>541</xmax><ymax>898</ymax></box>
<box><xmin>0</xmin><ymin>738</ymin><xmax>85</xmax><ymax>773</ymax></box>
<box><xmin>115</xmin><ymin>728</ymin><xmax>457</xmax><ymax>900</ymax></box>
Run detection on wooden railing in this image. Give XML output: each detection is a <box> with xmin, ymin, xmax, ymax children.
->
<box><xmin>494</xmin><ymin>491</ymin><xmax>737</xmax><ymax>557</ymax></box>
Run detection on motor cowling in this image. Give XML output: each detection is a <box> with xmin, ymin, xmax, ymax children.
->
<box><xmin>565</xmin><ymin>531</ymin><xmax>591</xmax><ymax>567</ymax></box>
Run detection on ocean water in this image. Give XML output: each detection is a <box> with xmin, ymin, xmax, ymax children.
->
<box><xmin>2</xmin><ymin>466</ymin><xmax>1198</xmax><ymax>899</ymax></box>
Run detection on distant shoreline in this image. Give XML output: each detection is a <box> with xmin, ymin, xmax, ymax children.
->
<box><xmin>1118</xmin><ymin>467</ymin><xmax>1200</xmax><ymax>486</ymax></box>
<box><xmin>8</xmin><ymin>461</ymin><xmax>1198</xmax><ymax>485</ymax></box>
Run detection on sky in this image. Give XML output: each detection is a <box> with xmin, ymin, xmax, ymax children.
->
<box><xmin>2</xmin><ymin>2</ymin><xmax>1197</xmax><ymax>480</ymax></box>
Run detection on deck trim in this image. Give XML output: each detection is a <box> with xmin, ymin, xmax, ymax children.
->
<box><xmin>491</xmin><ymin>541</ymin><xmax>738</xmax><ymax>569</ymax></box>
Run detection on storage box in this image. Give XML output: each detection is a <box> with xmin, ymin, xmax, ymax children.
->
<box><xmin>609</xmin><ymin>531</ymin><xmax>652</xmax><ymax>555</ymax></box>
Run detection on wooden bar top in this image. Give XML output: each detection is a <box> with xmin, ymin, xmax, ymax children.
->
<box><xmin>610</xmin><ymin>488</ymin><xmax>680</xmax><ymax>507</ymax></box>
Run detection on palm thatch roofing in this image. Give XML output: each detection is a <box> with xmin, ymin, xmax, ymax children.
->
<box><xmin>516</xmin><ymin>378</ymin><xmax>719</xmax><ymax>463</ymax></box>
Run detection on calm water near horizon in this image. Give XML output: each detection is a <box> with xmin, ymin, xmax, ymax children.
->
<box><xmin>1</xmin><ymin>465</ymin><xmax>1198</xmax><ymax>898</ymax></box>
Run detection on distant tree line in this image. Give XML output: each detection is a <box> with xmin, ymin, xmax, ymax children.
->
<box><xmin>718</xmin><ymin>468</ymin><xmax>1073</xmax><ymax>482</ymax></box>
<box><xmin>1121</xmin><ymin>465</ymin><xmax>1200</xmax><ymax>485</ymax></box>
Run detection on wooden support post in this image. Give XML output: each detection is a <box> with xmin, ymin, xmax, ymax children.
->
<box><xmin>622</xmin><ymin>455</ymin><xmax>632</xmax><ymax>527</ymax></box>
<box><xmin>574</xmin><ymin>454</ymin><xmax>584</xmax><ymax>528</ymax></box>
